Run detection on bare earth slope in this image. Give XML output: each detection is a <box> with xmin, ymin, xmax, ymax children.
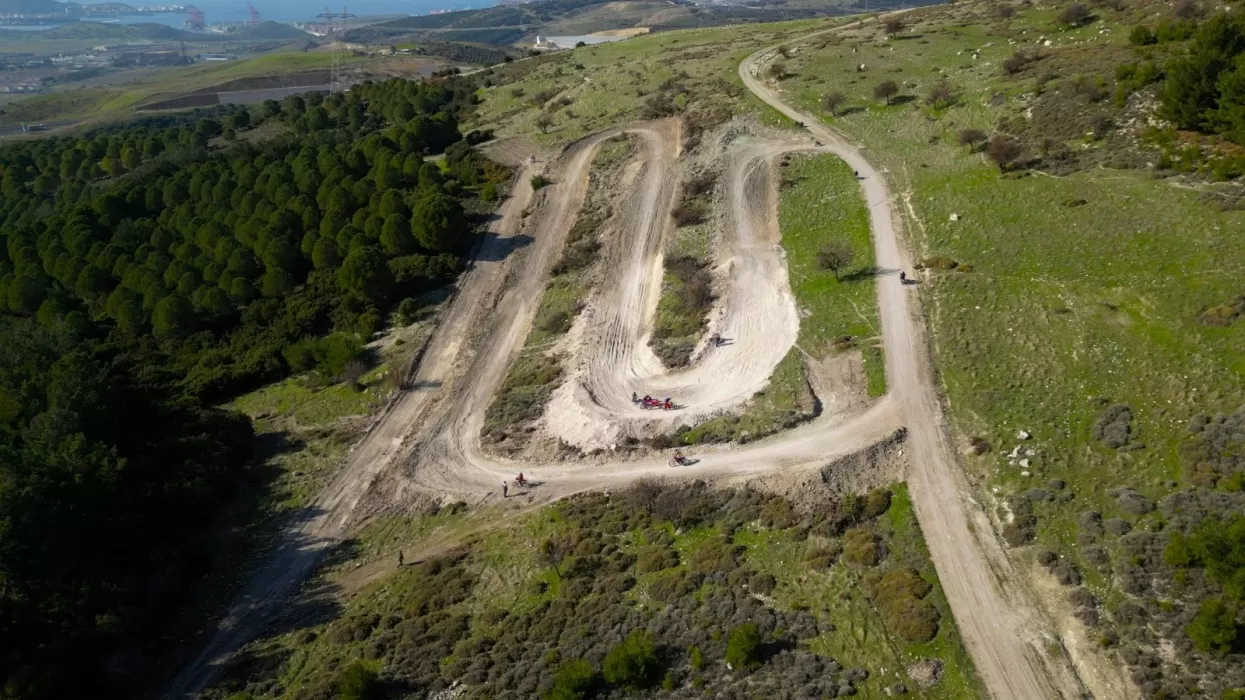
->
<box><xmin>740</xmin><ymin>38</ymin><xmax>1086</xmax><ymax>700</ymax></box>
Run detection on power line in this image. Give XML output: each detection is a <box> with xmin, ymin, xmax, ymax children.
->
<box><xmin>316</xmin><ymin>6</ymin><xmax>357</xmax><ymax>94</ymax></box>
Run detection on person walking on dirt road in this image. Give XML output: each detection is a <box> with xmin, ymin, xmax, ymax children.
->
<box><xmin>502</xmin><ymin>480</ymin><xmax>508</xmax><ymax>498</ymax></box>
<box><xmin>397</xmin><ymin>550</ymin><xmax>404</xmax><ymax>567</ymax></box>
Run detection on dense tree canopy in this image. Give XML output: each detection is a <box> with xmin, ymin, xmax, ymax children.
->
<box><xmin>0</xmin><ymin>316</ymin><xmax>253</xmax><ymax>699</ymax></box>
<box><xmin>0</xmin><ymin>77</ymin><xmax>508</xmax><ymax>400</ymax></box>
<box><xmin>0</xmin><ymin>75</ymin><xmax>509</xmax><ymax>699</ymax></box>
<box><xmin>1160</xmin><ymin>12</ymin><xmax>1245</xmax><ymax>142</ymax></box>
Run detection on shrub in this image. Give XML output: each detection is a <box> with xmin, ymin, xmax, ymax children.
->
<box><xmin>804</xmin><ymin>543</ymin><xmax>842</xmax><ymax>569</ymax></box>
<box><xmin>864</xmin><ymin>488</ymin><xmax>892</xmax><ymax>518</ymax></box>
<box><xmin>725</xmin><ymin>623</ymin><xmax>763</xmax><ymax>670</ymax></box>
<box><xmin>603</xmin><ymin>629</ymin><xmax>662</xmax><ymax>690</ymax></box>
<box><xmin>768</xmin><ymin>62</ymin><xmax>787</xmax><ymax>79</ymax></box>
<box><xmin>671</xmin><ymin>200</ymin><xmax>708</xmax><ymax>227</ymax></box>
<box><xmin>1002</xmin><ymin>51</ymin><xmax>1035</xmax><ymax>75</ymax></box>
<box><xmin>817</xmin><ymin>241</ymin><xmax>855</xmax><ymax>279</ymax></box>
<box><xmin>958</xmin><ymin>128</ymin><xmax>988</xmax><ymax>151</ymax></box>
<box><xmin>885</xmin><ymin>17</ymin><xmax>905</xmax><ymax>33</ymax></box>
<box><xmin>1187</xmin><ymin>598</ymin><xmax>1239</xmax><ymax>653</ymax></box>
<box><xmin>873</xmin><ymin>80</ymin><xmax>900</xmax><ymax>105</ymax></box>
<box><xmin>1129</xmin><ymin>25</ymin><xmax>1157</xmax><ymax>45</ymax></box>
<box><xmin>546</xmin><ymin>659</ymin><xmax>598</xmax><ymax>700</ymax></box>
<box><xmin>338</xmin><ymin>661</ymin><xmax>382</xmax><ymax>700</ymax></box>
<box><xmin>749</xmin><ymin>573</ymin><xmax>777</xmax><ymax>595</ymax></box>
<box><xmin>822</xmin><ymin>91</ymin><xmax>847</xmax><ymax>114</ymax></box>
<box><xmin>1092</xmin><ymin>404</ymin><xmax>1133</xmax><ymax>448</ymax></box>
<box><xmin>531</xmin><ymin>174</ymin><xmax>551</xmax><ymax>190</ymax></box>
<box><xmin>985</xmin><ymin>136</ymin><xmax>1027</xmax><ymax>172</ymax></box>
<box><xmin>842</xmin><ymin>528</ymin><xmax>886</xmax><ymax>567</ymax></box>
<box><xmin>689</xmin><ymin>645</ymin><xmax>704</xmax><ymax>670</ymax></box>
<box><xmin>636</xmin><ymin>545</ymin><xmax>679</xmax><ymax>573</ymax></box>
<box><xmin>1059</xmin><ymin>3</ymin><xmax>1091</xmax><ymax>26</ymax></box>
<box><xmin>925</xmin><ymin>78</ymin><xmax>957</xmax><ymax>109</ymax></box>
<box><xmin>880</xmin><ymin>592</ymin><xmax>940</xmax><ymax>642</ymax></box>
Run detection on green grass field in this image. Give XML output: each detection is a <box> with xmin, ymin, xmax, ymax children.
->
<box><xmin>779</xmin><ymin>151</ymin><xmax>885</xmax><ymax>396</ymax></box>
<box><xmin>774</xmin><ymin>4</ymin><xmax>1245</xmax><ymax>560</ymax></box>
<box><xmin>470</xmin><ymin>18</ymin><xmax>836</xmax><ymax>144</ymax></box>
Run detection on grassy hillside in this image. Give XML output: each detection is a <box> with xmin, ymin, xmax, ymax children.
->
<box><xmin>204</xmin><ymin>482</ymin><xmax>983</xmax><ymax>700</ymax></box>
<box><xmin>771</xmin><ymin>1</ymin><xmax>1245</xmax><ymax>695</ymax></box>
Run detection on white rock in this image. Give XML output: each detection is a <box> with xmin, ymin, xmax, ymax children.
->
<box><xmin>1020</xmin><ymin>458</ymin><xmax>1031</xmax><ymax>468</ymax></box>
<box><xmin>1017</xmin><ymin>430</ymin><xmax>1032</xmax><ymax>440</ymax></box>
<box><xmin>1025</xmin><ymin>448</ymin><xmax>1035</xmax><ymax>457</ymax></box>
<box><xmin>1021</xmin><ymin>470</ymin><xmax>1032</xmax><ymax>477</ymax></box>
<box><xmin>949</xmin><ymin>213</ymin><xmax>960</xmax><ymax>221</ymax></box>
<box><xmin>1044</xmin><ymin>39</ymin><xmax>1053</xmax><ymax>46</ymax></box>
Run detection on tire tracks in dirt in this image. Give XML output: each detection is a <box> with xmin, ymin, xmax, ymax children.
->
<box><xmin>740</xmin><ymin>33</ymin><xmax>1088</xmax><ymax>700</ymax></box>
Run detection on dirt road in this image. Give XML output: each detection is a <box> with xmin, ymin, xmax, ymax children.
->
<box><xmin>740</xmin><ymin>41</ymin><xmax>1086</xmax><ymax>700</ymax></box>
<box><xmin>163</xmin><ymin>164</ymin><xmax>540</xmax><ymax>700</ymax></box>
<box><xmin>172</xmin><ymin>34</ymin><xmax>1085</xmax><ymax>698</ymax></box>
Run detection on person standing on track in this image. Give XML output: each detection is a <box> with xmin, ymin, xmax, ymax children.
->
<box><xmin>502</xmin><ymin>480</ymin><xmax>508</xmax><ymax>498</ymax></box>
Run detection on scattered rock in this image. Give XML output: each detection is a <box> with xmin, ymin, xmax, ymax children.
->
<box><xmin>906</xmin><ymin>659</ymin><xmax>944</xmax><ymax>689</ymax></box>
<box><xmin>884</xmin><ymin>683</ymin><xmax>908</xmax><ymax>696</ymax></box>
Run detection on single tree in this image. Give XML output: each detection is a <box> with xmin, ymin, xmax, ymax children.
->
<box><xmin>986</xmin><ymin>135</ymin><xmax>1028</xmax><ymax>172</ymax></box>
<box><xmin>535</xmin><ymin>113</ymin><xmax>553</xmax><ymax>133</ymax></box>
<box><xmin>958</xmin><ymin>128</ymin><xmax>988</xmax><ymax>151</ymax></box>
<box><xmin>539</xmin><ymin>536</ymin><xmax>573</xmax><ymax>578</ymax></box>
<box><xmin>998</xmin><ymin>4</ymin><xmax>1016</xmax><ymax>19</ymax></box>
<box><xmin>884</xmin><ymin>17</ymin><xmax>905</xmax><ymax>34</ymax></box>
<box><xmin>822</xmin><ymin>91</ymin><xmax>847</xmax><ymax>115</ymax></box>
<box><xmin>411</xmin><ymin>191</ymin><xmax>467</xmax><ymax>252</ymax></box>
<box><xmin>768</xmin><ymin>62</ymin><xmax>787</xmax><ymax>79</ymax></box>
<box><xmin>874</xmin><ymin>80</ymin><xmax>900</xmax><ymax>105</ymax></box>
<box><xmin>817</xmin><ymin>241</ymin><xmax>855</xmax><ymax>279</ymax></box>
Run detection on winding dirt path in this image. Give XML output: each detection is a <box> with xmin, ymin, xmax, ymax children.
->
<box><xmin>170</xmin><ymin>29</ymin><xmax>1086</xmax><ymax>700</ymax></box>
<box><xmin>739</xmin><ymin>39</ymin><xmax>1085</xmax><ymax>700</ymax></box>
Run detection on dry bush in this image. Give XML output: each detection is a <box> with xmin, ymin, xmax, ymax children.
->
<box><xmin>842</xmin><ymin>528</ymin><xmax>886</xmax><ymax>567</ymax></box>
<box><xmin>1058</xmin><ymin>3</ymin><xmax>1092</xmax><ymax>26</ymax></box>
<box><xmin>671</xmin><ymin>200</ymin><xmax>708</xmax><ymax>227</ymax></box>
<box><xmin>925</xmin><ymin>78</ymin><xmax>957</xmax><ymax>109</ymax></box>
<box><xmin>1092</xmin><ymin>404</ymin><xmax>1133</xmax><ymax>449</ymax></box>
<box><xmin>986</xmin><ymin>136</ymin><xmax>1028</xmax><ymax>172</ymax></box>
<box><xmin>998</xmin><ymin>4</ymin><xmax>1016</xmax><ymax>18</ymax></box>
<box><xmin>817</xmin><ymin>241</ymin><xmax>855</xmax><ymax>279</ymax></box>
<box><xmin>821</xmin><ymin>91</ymin><xmax>847</xmax><ymax>115</ymax></box>
<box><xmin>1002</xmin><ymin>51</ymin><xmax>1036</xmax><ymax>75</ymax></box>
<box><xmin>884</xmin><ymin>17</ymin><xmax>904</xmax><ymax>34</ymax></box>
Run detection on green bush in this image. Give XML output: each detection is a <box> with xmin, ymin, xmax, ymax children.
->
<box><xmin>338</xmin><ymin>661</ymin><xmax>382</xmax><ymax>700</ymax></box>
<box><xmin>1187</xmin><ymin>598</ymin><xmax>1239</xmax><ymax>653</ymax></box>
<box><xmin>842</xmin><ymin>528</ymin><xmax>886</xmax><ymax>567</ymax></box>
<box><xmin>602</xmin><ymin>629</ymin><xmax>661</xmax><ymax>690</ymax></box>
<box><xmin>725</xmin><ymin>623</ymin><xmax>763</xmax><ymax>670</ymax></box>
<box><xmin>636</xmin><ymin>545</ymin><xmax>679</xmax><ymax>573</ymax></box>
<box><xmin>689</xmin><ymin>645</ymin><xmax>704</xmax><ymax>670</ymax></box>
<box><xmin>531</xmin><ymin>174</ymin><xmax>551</xmax><ymax>190</ymax></box>
<box><xmin>545</xmin><ymin>659</ymin><xmax>598</xmax><ymax>700</ymax></box>
<box><xmin>864</xmin><ymin>488</ymin><xmax>892</xmax><ymax>518</ymax></box>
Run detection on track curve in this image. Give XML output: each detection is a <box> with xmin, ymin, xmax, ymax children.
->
<box><xmin>167</xmin><ymin>25</ymin><xmax>1084</xmax><ymax>700</ymax></box>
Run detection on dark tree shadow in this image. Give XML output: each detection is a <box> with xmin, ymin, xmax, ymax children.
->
<box><xmin>836</xmin><ymin>106</ymin><xmax>866</xmax><ymax>117</ymax></box>
<box><xmin>839</xmin><ymin>266</ymin><xmax>887</xmax><ymax>282</ymax></box>
<box><xmin>472</xmin><ymin>232</ymin><xmax>534</xmax><ymax>262</ymax></box>
<box><xmin>890</xmin><ymin>95</ymin><xmax>918</xmax><ymax>106</ymax></box>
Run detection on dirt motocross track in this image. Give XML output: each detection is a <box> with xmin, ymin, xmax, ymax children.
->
<box><xmin>167</xmin><ymin>32</ymin><xmax>1091</xmax><ymax>700</ymax></box>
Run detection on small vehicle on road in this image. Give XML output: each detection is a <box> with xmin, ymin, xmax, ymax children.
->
<box><xmin>669</xmin><ymin>450</ymin><xmax>695</xmax><ymax>467</ymax></box>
